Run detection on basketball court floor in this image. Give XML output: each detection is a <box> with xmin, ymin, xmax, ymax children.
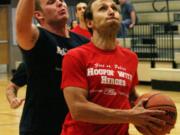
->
<box><xmin>0</xmin><ymin>74</ymin><xmax>179</xmax><ymax>135</ymax></box>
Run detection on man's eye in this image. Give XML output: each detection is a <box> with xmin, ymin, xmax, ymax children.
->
<box><xmin>47</xmin><ymin>0</ymin><xmax>55</xmax><ymax>4</ymax></box>
<box><xmin>99</xmin><ymin>6</ymin><xmax>107</xmax><ymax>11</ymax></box>
<box><xmin>82</xmin><ymin>6</ymin><xmax>87</xmax><ymax>10</ymax></box>
<box><xmin>112</xmin><ymin>6</ymin><xmax>118</xmax><ymax>11</ymax></box>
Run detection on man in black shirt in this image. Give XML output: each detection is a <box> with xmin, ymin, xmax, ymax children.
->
<box><xmin>6</xmin><ymin>63</ymin><xmax>27</xmax><ymax>109</ymax></box>
<box><xmin>16</xmin><ymin>0</ymin><xmax>89</xmax><ymax>135</ymax></box>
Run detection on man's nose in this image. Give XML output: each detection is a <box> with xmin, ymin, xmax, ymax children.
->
<box><xmin>56</xmin><ymin>0</ymin><xmax>63</xmax><ymax>7</ymax></box>
<box><xmin>108</xmin><ymin>7</ymin><xmax>115</xmax><ymax>16</ymax></box>
<box><xmin>82</xmin><ymin>8</ymin><xmax>86</xmax><ymax>12</ymax></box>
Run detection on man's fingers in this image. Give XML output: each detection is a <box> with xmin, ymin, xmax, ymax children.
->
<box><xmin>140</xmin><ymin>126</ymin><xmax>153</xmax><ymax>135</ymax></box>
<box><xmin>146</xmin><ymin>122</ymin><xmax>162</xmax><ymax>131</ymax></box>
<box><xmin>20</xmin><ymin>98</ymin><xmax>25</xmax><ymax>103</ymax></box>
<box><xmin>146</xmin><ymin>109</ymin><xmax>166</xmax><ymax>116</ymax></box>
<box><xmin>11</xmin><ymin>101</ymin><xmax>19</xmax><ymax>109</ymax></box>
<box><xmin>10</xmin><ymin>98</ymin><xmax>24</xmax><ymax>109</ymax></box>
<box><xmin>148</xmin><ymin>116</ymin><xmax>166</xmax><ymax>126</ymax></box>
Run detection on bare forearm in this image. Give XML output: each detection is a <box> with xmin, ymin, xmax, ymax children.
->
<box><xmin>71</xmin><ymin>101</ymin><xmax>131</xmax><ymax>124</ymax></box>
<box><xmin>6</xmin><ymin>83</ymin><xmax>25</xmax><ymax>109</ymax></box>
<box><xmin>6</xmin><ymin>85</ymin><xmax>18</xmax><ymax>104</ymax></box>
<box><xmin>130</xmin><ymin>11</ymin><xmax>136</xmax><ymax>25</ymax></box>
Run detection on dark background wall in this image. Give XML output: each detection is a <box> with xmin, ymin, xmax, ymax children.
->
<box><xmin>0</xmin><ymin>0</ymin><xmax>11</xmax><ymax>5</ymax></box>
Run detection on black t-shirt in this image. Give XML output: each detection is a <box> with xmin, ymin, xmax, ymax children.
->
<box><xmin>11</xmin><ymin>63</ymin><xmax>27</xmax><ymax>87</ymax></box>
<box><xmin>20</xmin><ymin>27</ymin><xmax>89</xmax><ymax>135</ymax></box>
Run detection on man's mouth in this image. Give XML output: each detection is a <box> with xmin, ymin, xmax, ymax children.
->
<box><xmin>58</xmin><ymin>9</ymin><xmax>66</xmax><ymax>15</ymax></box>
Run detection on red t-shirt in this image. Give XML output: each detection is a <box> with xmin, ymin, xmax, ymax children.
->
<box><xmin>71</xmin><ymin>25</ymin><xmax>91</xmax><ymax>39</ymax></box>
<box><xmin>61</xmin><ymin>42</ymin><xmax>138</xmax><ymax>135</ymax></box>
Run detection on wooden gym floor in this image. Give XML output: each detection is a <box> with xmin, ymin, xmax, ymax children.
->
<box><xmin>0</xmin><ymin>74</ymin><xmax>179</xmax><ymax>135</ymax></box>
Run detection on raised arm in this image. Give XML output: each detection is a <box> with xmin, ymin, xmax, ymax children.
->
<box><xmin>16</xmin><ymin>0</ymin><xmax>39</xmax><ymax>50</ymax></box>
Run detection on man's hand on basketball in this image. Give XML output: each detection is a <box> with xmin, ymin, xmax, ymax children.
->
<box><xmin>129</xmin><ymin>99</ymin><xmax>166</xmax><ymax>135</ymax></box>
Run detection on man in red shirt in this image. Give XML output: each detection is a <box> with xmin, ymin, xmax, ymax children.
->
<box><xmin>71</xmin><ymin>2</ymin><xmax>91</xmax><ymax>39</ymax></box>
<box><xmin>61</xmin><ymin>0</ymin><xmax>165</xmax><ymax>135</ymax></box>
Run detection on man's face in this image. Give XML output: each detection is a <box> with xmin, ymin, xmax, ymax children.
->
<box><xmin>76</xmin><ymin>2</ymin><xmax>87</xmax><ymax>21</ymax></box>
<box><xmin>37</xmin><ymin>0</ymin><xmax>69</xmax><ymax>25</ymax></box>
<box><xmin>90</xmin><ymin>0</ymin><xmax>121</xmax><ymax>33</ymax></box>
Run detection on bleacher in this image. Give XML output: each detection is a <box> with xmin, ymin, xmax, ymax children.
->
<box><xmin>119</xmin><ymin>0</ymin><xmax>180</xmax><ymax>90</ymax></box>
<box><xmin>133</xmin><ymin>0</ymin><xmax>180</xmax><ymax>23</ymax></box>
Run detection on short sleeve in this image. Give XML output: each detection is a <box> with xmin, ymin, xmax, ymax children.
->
<box><xmin>61</xmin><ymin>53</ymin><xmax>88</xmax><ymax>90</ymax></box>
<box><xmin>127</xmin><ymin>3</ymin><xmax>134</xmax><ymax>13</ymax></box>
<box><xmin>11</xmin><ymin>63</ymin><xmax>27</xmax><ymax>87</ymax></box>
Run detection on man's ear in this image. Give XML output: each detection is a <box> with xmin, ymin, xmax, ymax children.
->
<box><xmin>85</xmin><ymin>19</ymin><xmax>93</xmax><ymax>34</ymax></box>
<box><xmin>34</xmin><ymin>11</ymin><xmax>44</xmax><ymax>23</ymax></box>
<box><xmin>86</xmin><ymin>19</ymin><xmax>93</xmax><ymax>29</ymax></box>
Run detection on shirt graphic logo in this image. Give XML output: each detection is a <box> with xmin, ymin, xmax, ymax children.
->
<box><xmin>56</xmin><ymin>46</ymin><xmax>67</xmax><ymax>56</ymax></box>
<box><xmin>87</xmin><ymin>64</ymin><xmax>133</xmax><ymax>87</ymax></box>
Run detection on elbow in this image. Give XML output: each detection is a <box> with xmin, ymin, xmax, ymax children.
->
<box><xmin>69</xmin><ymin>103</ymin><xmax>87</xmax><ymax>121</ymax></box>
<box><xmin>70</xmin><ymin>107</ymin><xmax>83</xmax><ymax>121</ymax></box>
<box><xmin>71</xmin><ymin>111</ymin><xmax>82</xmax><ymax>121</ymax></box>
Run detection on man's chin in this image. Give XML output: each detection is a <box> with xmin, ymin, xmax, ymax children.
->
<box><xmin>100</xmin><ymin>25</ymin><xmax>119</xmax><ymax>35</ymax></box>
<box><xmin>107</xmin><ymin>22</ymin><xmax>119</xmax><ymax>29</ymax></box>
<box><xmin>58</xmin><ymin>16</ymin><xmax>68</xmax><ymax>22</ymax></box>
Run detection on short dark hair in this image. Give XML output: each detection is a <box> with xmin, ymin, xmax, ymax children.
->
<box><xmin>75</xmin><ymin>2</ymin><xmax>87</xmax><ymax>12</ymax></box>
<box><xmin>84</xmin><ymin>0</ymin><xmax>96</xmax><ymax>34</ymax></box>
<box><xmin>35</xmin><ymin>0</ymin><xmax>42</xmax><ymax>11</ymax></box>
<box><xmin>84</xmin><ymin>0</ymin><xmax>96</xmax><ymax>21</ymax></box>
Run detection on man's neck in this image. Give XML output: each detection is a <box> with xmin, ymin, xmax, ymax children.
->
<box><xmin>42</xmin><ymin>23</ymin><xmax>69</xmax><ymax>37</ymax></box>
<box><xmin>79</xmin><ymin>19</ymin><xmax>87</xmax><ymax>30</ymax></box>
<box><xmin>92</xmin><ymin>31</ymin><xmax>117</xmax><ymax>50</ymax></box>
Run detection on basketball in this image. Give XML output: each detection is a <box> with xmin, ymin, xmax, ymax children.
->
<box><xmin>135</xmin><ymin>92</ymin><xmax>177</xmax><ymax>135</ymax></box>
